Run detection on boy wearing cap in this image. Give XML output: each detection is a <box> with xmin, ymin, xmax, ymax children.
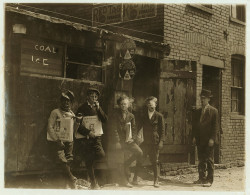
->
<box><xmin>133</xmin><ymin>96</ymin><xmax>165</xmax><ymax>188</ymax></box>
<box><xmin>192</xmin><ymin>89</ymin><xmax>219</xmax><ymax>187</ymax></box>
<box><xmin>47</xmin><ymin>90</ymin><xmax>80</xmax><ymax>189</ymax></box>
<box><xmin>75</xmin><ymin>87</ymin><xmax>107</xmax><ymax>190</ymax></box>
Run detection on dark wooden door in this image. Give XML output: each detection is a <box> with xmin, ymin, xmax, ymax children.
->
<box><xmin>159</xmin><ymin>60</ymin><xmax>196</xmax><ymax>163</ymax></box>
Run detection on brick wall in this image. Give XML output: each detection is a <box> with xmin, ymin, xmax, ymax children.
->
<box><xmin>162</xmin><ymin>4</ymin><xmax>245</xmax><ymax>163</ymax></box>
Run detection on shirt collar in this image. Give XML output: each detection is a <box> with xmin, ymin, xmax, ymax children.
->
<box><xmin>148</xmin><ymin>109</ymin><xmax>155</xmax><ymax>114</ymax></box>
<box><xmin>202</xmin><ymin>104</ymin><xmax>210</xmax><ymax>111</ymax></box>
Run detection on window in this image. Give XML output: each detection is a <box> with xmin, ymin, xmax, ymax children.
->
<box><xmin>231</xmin><ymin>55</ymin><xmax>245</xmax><ymax>114</ymax></box>
<box><xmin>66</xmin><ymin>46</ymin><xmax>103</xmax><ymax>82</ymax></box>
<box><xmin>231</xmin><ymin>5</ymin><xmax>245</xmax><ymax>23</ymax></box>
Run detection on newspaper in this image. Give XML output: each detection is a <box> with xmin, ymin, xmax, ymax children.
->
<box><xmin>125</xmin><ymin>122</ymin><xmax>133</xmax><ymax>142</ymax></box>
<box><xmin>75</xmin><ymin>115</ymin><xmax>103</xmax><ymax>139</ymax></box>
<box><xmin>47</xmin><ymin>117</ymin><xmax>74</xmax><ymax>142</ymax></box>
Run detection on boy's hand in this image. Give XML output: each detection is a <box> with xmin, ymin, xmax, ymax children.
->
<box><xmin>192</xmin><ymin>137</ymin><xmax>196</xmax><ymax>145</ymax></box>
<box><xmin>94</xmin><ymin>101</ymin><xmax>100</xmax><ymax>110</ymax></box>
<box><xmin>208</xmin><ymin>139</ymin><xmax>214</xmax><ymax>147</ymax></box>
<box><xmin>88</xmin><ymin>131</ymin><xmax>96</xmax><ymax>139</ymax></box>
<box><xmin>75</xmin><ymin>113</ymin><xmax>83</xmax><ymax>123</ymax></box>
<box><xmin>158</xmin><ymin>141</ymin><xmax>163</xmax><ymax>150</ymax></box>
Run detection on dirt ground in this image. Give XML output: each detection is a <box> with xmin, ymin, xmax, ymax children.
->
<box><xmin>5</xmin><ymin>166</ymin><xmax>245</xmax><ymax>191</ymax></box>
<box><xmin>100</xmin><ymin>166</ymin><xmax>245</xmax><ymax>191</ymax></box>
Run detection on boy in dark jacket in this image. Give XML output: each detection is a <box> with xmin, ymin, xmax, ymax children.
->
<box><xmin>133</xmin><ymin>96</ymin><xmax>165</xmax><ymax>188</ymax></box>
<box><xmin>74</xmin><ymin>87</ymin><xmax>107</xmax><ymax>189</ymax></box>
<box><xmin>110</xmin><ymin>95</ymin><xmax>143</xmax><ymax>187</ymax></box>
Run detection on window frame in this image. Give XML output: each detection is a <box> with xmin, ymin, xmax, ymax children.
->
<box><xmin>65</xmin><ymin>44</ymin><xmax>104</xmax><ymax>83</ymax></box>
<box><xmin>231</xmin><ymin>55</ymin><xmax>245</xmax><ymax>115</ymax></box>
<box><xmin>230</xmin><ymin>5</ymin><xmax>246</xmax><ymax>25</ymax></box>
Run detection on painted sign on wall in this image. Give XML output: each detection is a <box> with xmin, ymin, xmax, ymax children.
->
<box><xmin>92</xmin><ymin>4</ymin><xmax>157</xmax><ymax>26</ymax></box>
<box><xmin>123</xmin><ymin>4</ymin><xmax>157</xmax><ymax>22</ymax></box>
<box><xmin>21</xmin><ymin>39</ymin><xmax>64</xmax><ymax>76</ymax></box>
<box><xmin>92</xmin><ymin>4</ymin><xmax>122</xmax><ymax>26</ymax></box>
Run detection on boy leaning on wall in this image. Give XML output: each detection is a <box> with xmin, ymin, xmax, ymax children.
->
<box><xmin>47</xmin><ymin>90</ymin><xmax>81</xmax><ymax>189</ymax></box>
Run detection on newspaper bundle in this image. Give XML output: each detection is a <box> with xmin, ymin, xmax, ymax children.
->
<box><xmin>47</xmin><ymin>117</ymin><xmax>74</xmax><ymax>142</ymax></box>
<box><xmin>75</xmin><ymin>115</ymin><xmax>103</xmax><ymax>139</ymax></box>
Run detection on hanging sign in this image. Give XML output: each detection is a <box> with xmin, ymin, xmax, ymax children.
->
<box><xmin>120</xmin><ymin>39</ymin><xmax>136</xmax><ymax>59</ymax></box>
<box><xmin>119</xmin><ymin>59</ymin><xmax>136</xmax><ymax>80</ymax></box>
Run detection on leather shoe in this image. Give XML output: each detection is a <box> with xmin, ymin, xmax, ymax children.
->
<box><xmin>154</xmin><ymin>181</ymin><xmax>160</xmax><ymax>188</ymax></box>
<box><xmin>91</xmin><ymin>183</ymin><xmax>101</xmax><ymax>190</ymax></box>
<box><xmin>203</xmin><ymin>181</ymin><xmax>212</xmax><ymax>187</ymax></box>
<box><xmin>132</xmin><ymin>180</ymin><xmax>138</xmax><ymax>185</ymax></box>
<box><xmin>193</xmin><ymin>179</ymin><xmax>204</xmax><ymax>184</ymax></box>
<box><xmin>121</xmin><ymin>182</ymin><xmax>133</xmax><ymax>188</ymax></box>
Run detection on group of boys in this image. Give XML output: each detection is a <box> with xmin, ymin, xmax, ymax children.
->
<box><xmin>47</xmin><ymin>87</ymin><xmax>218</xmax><ymax>189</ymax></box>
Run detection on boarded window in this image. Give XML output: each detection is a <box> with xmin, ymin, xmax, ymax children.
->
<box><xmin>231</xmin><ymin>55</ymin><xmax>245</xmax><ymax>114</ymax></box>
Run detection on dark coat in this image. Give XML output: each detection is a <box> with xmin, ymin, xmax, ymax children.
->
<box><xmin>109</xmin><ymin>109</ymin><xmax>137</xmax><ymax>144</ymax></box>
<box><xmin>76</xmin><ymin>102</ymin><xmax>107</xmax><ymax>136</ymax></box>
<box><xmin>140</xmin><ymin>110</ymin><xmax>165</xmax><ymax>145</ymax></box>
<box><xmin>192</xmin><ymin>105</ymin><xmax>219</xmax><ymax>146</ymax></box>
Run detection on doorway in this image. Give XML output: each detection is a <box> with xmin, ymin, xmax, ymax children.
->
<box><xmin>202</xmin><ymin>65</ymin><xmax>222</xmax><ymax>163</ymax></box>
<box><xmin>132</xmin><ymin>55</ymin><xmax>160</xmax><ymax>109</ymax></box>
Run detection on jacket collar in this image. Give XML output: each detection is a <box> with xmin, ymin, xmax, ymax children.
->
<box><xmin>145</xmin><ymin>110</ymin><xmax>156</xmax><ymax>122</ymax></box>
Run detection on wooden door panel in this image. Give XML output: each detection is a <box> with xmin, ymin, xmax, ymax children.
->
<box><xmin>159</xmin><ymin>79</ymin><xmax>174</xmax><ymax>144</ymax></box>
<box><xmin>173</xmin><ymin>79</ymin><xmax>187</xmax><ymax>144</ymax></box>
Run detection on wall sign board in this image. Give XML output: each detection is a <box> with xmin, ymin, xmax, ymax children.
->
<box><xmin>21</xmin><ymin>39</ymin><xmax>64</xmax><ymax>76</ymax></box>
<box><xmin>92</xmin><ymin>4</ymin><xmax>122</xmax><ymax>26</ymax></box>
<box><xmin>123</xmin><ymin>4</ymin><xmax>157</xmax><ymax>22</ymax></box>
<box><xmin>92</xmin><ymin>4</ymin><xmax>157</xmax><ymax>26</ymax></box>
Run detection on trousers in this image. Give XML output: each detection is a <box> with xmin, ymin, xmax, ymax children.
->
<box><xmin>74</xmin><ymin>137</ymin><xmax>105</xmax><ymax>186</ymax></box>
<box><xmin>118</xmin><ymin>142</ymin><xmax>143</xmax><ymax>184</ymax></box>
<box><xmin>197</xmin><ymin>145</ymin><xmax>214</xmax><ymax>183</ymax></box>
<box><xmin>48</xmin><ymin>141</ymin><xmax>75</xmax><ymax>187</ymax></box>
<box><xmin>134</xmin><ymin>143</ymin><xmax>160</xmax><ymax>182</ymax></box>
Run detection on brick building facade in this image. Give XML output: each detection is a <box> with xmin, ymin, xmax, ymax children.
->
<box><xmin>162</xmin><ymin>4</ymin><xmax>245</xmax><ymax>163</ymax></box>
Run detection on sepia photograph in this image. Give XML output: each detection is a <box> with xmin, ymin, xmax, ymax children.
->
<box><xmin>2</xmin><ymin>1</ymin><xmax>248</xmax><ymax>193</ymax></box>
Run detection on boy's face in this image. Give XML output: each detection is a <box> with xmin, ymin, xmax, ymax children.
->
<box><xmin>61</xmin><ymin>97</ymin><xmax>71</xmax><ymax>111</ymax></box>
<box><xmin>88</xmin><ymin>92</ymin><xmax>98</xmax><ymax>104</ymax></box>
<box><xmin>119</xmin><ymin>99</ymin><xmax>129</xmax><ymax>111</ymax></box>
<box><xmin>147</xmin><ymin>100</ymin><xmax>156</xmax><ymax>112</ymax></box>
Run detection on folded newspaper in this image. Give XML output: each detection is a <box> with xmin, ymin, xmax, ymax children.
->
<box><xmin>125</xmin><ymin>122</ymin><xmax>133</xmax><ymax>142</ymax></box>
<box><xmin>75</xmin><ymin>115</ymin><xmax>103</xmax><ymax>139</ymax></box>
<box><xmin>47</xmin><ymin>117</ymin><xmax>74</xmax><ymax>142</ymax></box>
